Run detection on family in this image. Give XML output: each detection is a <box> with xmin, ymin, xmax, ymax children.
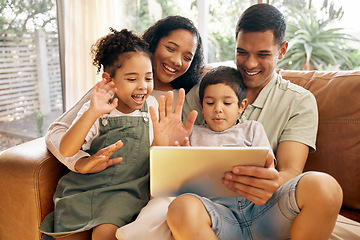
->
<box><xmin>40</xmin><ymin>4</ymin><xmax>343</xmax><ymax>240</ymax></box>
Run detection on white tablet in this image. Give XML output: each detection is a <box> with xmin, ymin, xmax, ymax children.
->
<box><xmin>150</xmin><ymin>146</ymin><xmax>269</xmax><ymax>197</ymax></box>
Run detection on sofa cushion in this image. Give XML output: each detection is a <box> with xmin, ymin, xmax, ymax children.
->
<box><xmin>278</xmin><ymin>70</ymin><xmax>360</xmax><ymax>214</ymax></box>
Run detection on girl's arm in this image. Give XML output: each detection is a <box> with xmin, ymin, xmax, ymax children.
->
<box><xmin>59</xmin><ymin>80</ymin><xmax>118</xmax><ymax>157</ymax></box>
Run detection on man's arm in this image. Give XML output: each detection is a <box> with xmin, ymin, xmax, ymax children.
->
<box><xmin>223</xmin><ymin>140</ymin><xmax>309</xmax><ymax>205</ymax></box>
<box><xmin>276</xmin><ymin>141</ymin><xmax>309</xmax><ymax>186</ymax></box>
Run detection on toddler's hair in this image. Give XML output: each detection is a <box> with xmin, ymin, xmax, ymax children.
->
<box><xmin>91</xmin><ymin>28</ymin><xmax>151</xmax><ymax>77</ymax></box>
<box><xmin>199</xmin><ymin>66</ymin><xmax>246</xmax><ymax>107</ymax></box>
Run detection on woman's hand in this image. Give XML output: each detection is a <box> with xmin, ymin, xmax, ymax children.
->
<box><xmin>74</xmin><ymin>140</ymin><xmax>124</xmax><ymax>174</ymax></box>
<box><xmin>150</xmin><ymin>88</ymin><xmax>197</xmax><ymax>146</ymax></box>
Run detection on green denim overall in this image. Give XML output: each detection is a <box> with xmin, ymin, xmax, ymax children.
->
<box><xmin>39</xmin><ymin>103</ymin><xmax>150</xmax><ymax>238</ymax></box>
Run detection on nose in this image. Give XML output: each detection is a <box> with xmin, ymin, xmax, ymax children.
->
<box><xmin>214</xmin><ymin>103</ymin><xmax>223</xmax><ymax>113</ymax></box>
<box><xmin>244</xmin><ymin>54</ymin><xmax>258</xmax><ymax>69</ymax></box>
<box><xmin>170</xmin><ymin>53</ymin><xmax>182</xmax><ymax>67</ymax></box>
<box><xmin>138</xmin><ymin>79</ymin><xmax>147</xmax><ymax>90</ymax></box>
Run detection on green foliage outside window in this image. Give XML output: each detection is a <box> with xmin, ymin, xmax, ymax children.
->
<box><xmin>1</xmin><ymin>0</ymin><xmax>359</xmax><ymax>70</ymax></box>
<box><xmin>0</xmin><ymin>0</ymin><xmax>56</xmax><ymax>35</ymax></box>
<box><xmin>277</xmin><ymin>9</ymin><xmax>359</xmax><ymax>70</ymax></box>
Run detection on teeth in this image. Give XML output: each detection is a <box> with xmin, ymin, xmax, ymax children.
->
<box><xmin>164</xmin><ymin>64</ymin><xmax>176</xmax><ymax>73</ymax></box>
<box><xmin>246</xmin><ymin>71</ymin><xmax>258</xmax><ymax>76</ymax></box>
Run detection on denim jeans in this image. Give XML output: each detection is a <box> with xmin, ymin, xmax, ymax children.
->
<box><xmin>191</xmin><ymin>173</ymin><xmax>308</xmax><ymax>240</ymax></box>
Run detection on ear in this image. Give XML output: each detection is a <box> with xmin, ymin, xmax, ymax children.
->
<box><xmin>278</xmin><ymin>41</ymin><xmax>288</xmax><ymax>60</ymax></box>
<box><xmin>102</xmin><ymin>72</ymin><xmax>111</xmax><ymax>82</ymax></box>
<box><xmin>238</xmin><ymin>98</ymin><xmax>248</xmax><ymax>114</ymax></box>
<box><xmin>199</xmin><ymin>99</ymin><xmax>204</xmax><ymax>114</ymax></box>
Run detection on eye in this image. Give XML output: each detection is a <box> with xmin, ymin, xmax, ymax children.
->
<box><xmin>258</xmin><ymin>53</ymin><xmax>270</xmax><ymax>58</ymax></box>
<box><xmin>237</xmin><ymin>50</ymin><xmax>247</xmax><ymax>56</ymax></box>
<box><xmin>184</xmin><ymin>55</ymin><xmax>192</xmax><ymax>62</ymax></box>
<box><xmin>165</xmin><ymin>46</ymin><xmax>175</xmax><ymax>52</ymax></box>
<box><xmin>205</xmin><ymin>102</ymin><xmax>214</xmax><ymax>106</ymax></box>
<box><xmin>224</xmin><ymin>102</ymin><xmax>232</xmax><ymax>105</ymax></box>
<box><xmin>127</xmin><ymin>78</ymin><xmax>136</xmax><ymax>82</ymax></box>
<box><xmin>146</xmin><ymin>77</ymin><xmax>153</xmax><ymax>81</ymax></box>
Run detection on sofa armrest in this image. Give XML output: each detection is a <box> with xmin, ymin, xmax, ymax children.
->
<box><xmin>0</xmin><ymin>137</ymin><xmax>68</xmax><ymax>240</ymax></box>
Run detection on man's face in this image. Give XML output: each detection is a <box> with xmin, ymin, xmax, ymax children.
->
<box><xmin>235</xmin><ymin>30</ymin><xmax>287</xmax><ymax>93</ymax></box>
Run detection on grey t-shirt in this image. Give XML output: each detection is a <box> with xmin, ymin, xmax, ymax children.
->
<box><xmin>190</xmin><ymin>119</ymin><xmax>272</xmax><ymax>153</ymax></box>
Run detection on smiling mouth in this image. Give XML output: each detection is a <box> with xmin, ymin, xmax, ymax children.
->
<box><xmin>163</xmin><ymin>63</ymin><xmax>176</xmax><ymax>74</ymax></box>
<box><xmin>132</xmin><ymin>94</ymin><xmax>145</xmax><ymax>103</ymax></box>
<box><xmin>245</xmin><ymin>70</ymin><xmax>260</xmax><ymax>76</ymax></box>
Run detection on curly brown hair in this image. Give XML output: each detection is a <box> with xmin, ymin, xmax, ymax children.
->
<box><xmin>91</xmin><ymin>28</ymin><xmax>151</xmax><ymax>77</ymax></box>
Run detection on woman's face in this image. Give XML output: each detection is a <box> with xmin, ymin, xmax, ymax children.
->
<box><xmin>152</xmin><ymin>29</ymin><xmax>198</xmax><ymax>91</ymax></box>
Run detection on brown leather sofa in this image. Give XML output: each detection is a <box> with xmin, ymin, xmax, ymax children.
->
<box><xmin>0</xmin><ymin>70</ymin><xmax>359</xmax><ymax>240</ymax></box>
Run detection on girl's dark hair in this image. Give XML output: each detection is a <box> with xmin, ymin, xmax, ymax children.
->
<box><xmin>235</xmin><ymin>4</ymin><xmax>286</xmax><ymax>47</ymax></box>
<box><xmin>91</xmin><ymin>28</ymin><xmax>151</xmax><ymax>77</ymax></box>
<box><xmin>142</xmin><ymin>15</ymin><xmax>204</xmax><ymax>93</ymax></box>
<box><xmin>199</xmin><ymin>66</ymin><xmax>246</xmax><ymax>107</ymax></box>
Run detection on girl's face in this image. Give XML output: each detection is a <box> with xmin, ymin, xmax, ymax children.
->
<box><xmin>152</xmin><ymin>29</ymin><xmax>198</xmax><ymax>90</ymax></box>
<box><xmin>202</xmin><ymin>83</ymin><xmax>247</xmax><ymax>132</ymax></box>
<box><xmin>107</xmin><ymin>53</ymin><xmax>153</xmax><ymax>114</ymax></box>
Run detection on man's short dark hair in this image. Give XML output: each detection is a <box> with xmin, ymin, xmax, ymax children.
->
<box><xmin>235</xmin><ymin>4</ymin><xmax>286</xmax><ymax>47</ymax></box>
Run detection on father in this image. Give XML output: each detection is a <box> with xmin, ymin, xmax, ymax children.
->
<box><xmin>171</xmin><ymin>3</ymin><xmax>342</xmax><ymax>240</ymax></box>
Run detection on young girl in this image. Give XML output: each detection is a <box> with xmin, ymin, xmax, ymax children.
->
<box><xmin>39</xmin><ymin>28</ymin><xmax>159</xmax><ymax>240</ymax></box>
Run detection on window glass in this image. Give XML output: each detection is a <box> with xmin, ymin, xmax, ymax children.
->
<box><xmin>0</xmin><ymin>0</ymin><xmax>359</xmax><ymax>152</ymax></box>
<box><xmin>0</xmin><ymin>0</ymin><xmax>61</xmax><ymax>150</ymax></box>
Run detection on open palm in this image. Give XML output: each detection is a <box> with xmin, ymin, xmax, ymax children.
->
<box><xmin>150</xmin><ymin>89</ymin><xmax>197</xmax><ymax>146</ymax></box>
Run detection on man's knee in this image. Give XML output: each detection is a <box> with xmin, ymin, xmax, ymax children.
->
<box><xmin>297</xmin><ymin>172</ymin><xmax>343</xmax><ymax>212</ymax></box>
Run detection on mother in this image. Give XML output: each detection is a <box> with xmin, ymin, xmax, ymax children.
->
<box><xmin>46</xmin><ymin>15</ymin><xmax>204</xmax><ymax>174</ymax></box>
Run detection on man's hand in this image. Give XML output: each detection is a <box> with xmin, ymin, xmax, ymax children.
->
<box><xmin>222</xmin><ymin>153</ymin><xmax>280</xmax><ymax>205</ymax></box>
<box><xmin>75</xmin><ymin>140</ymin><xmax>124</xmax><ymax>174</ymax></box>
<box><xmin>150</xmin><ymin>88</ymin><xmax>197</xmax><ymax>146</ymax></box>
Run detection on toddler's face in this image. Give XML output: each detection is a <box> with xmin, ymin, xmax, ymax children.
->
<box><xmin>111</xmin><ymin>53</ymin><xmax>153</xmax><ymax>114</ymax></box>
<box><xmin>202</xmin><ymin>83</ymin><xmax>246</xmax><ymax>132</ymax></box>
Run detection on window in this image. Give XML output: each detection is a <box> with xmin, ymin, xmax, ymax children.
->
<box><xmin>1</xmin><ymin>0</ymin><xmax>359</xmax><ymax>152</ymax></box>
<box><xmin>0</xmin><ymin>0</ymin><xmax>61</xmax><ymax>151</ymax></box>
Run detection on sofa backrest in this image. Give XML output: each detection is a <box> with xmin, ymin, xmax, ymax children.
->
<box><xmin>278</xmin><ymin>69</ymin><xmax>360</xmax><ymax>213</ymax></box>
